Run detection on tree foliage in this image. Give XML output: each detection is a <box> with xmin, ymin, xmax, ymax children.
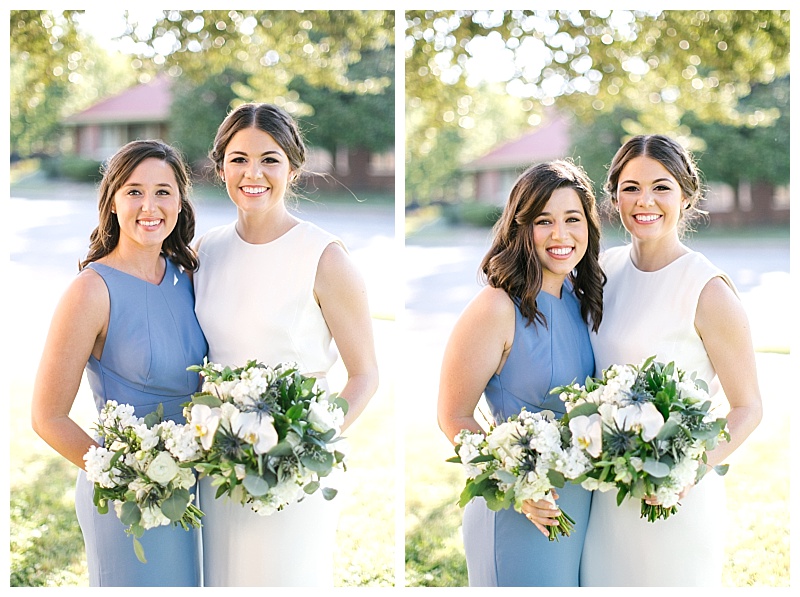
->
<box><xmin>405</xmin><ymin>9</ymin><xmax>790</xmax><ymax>204</ymax></box>
<box><xmin>10</xmin><ymin>10</ymin><xmax>137</xmax><ymax>156</ymax></box>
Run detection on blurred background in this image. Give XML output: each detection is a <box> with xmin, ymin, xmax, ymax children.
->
<box><xmin>8</xmin><ymin>9</ymin><xmax>397</xmax><ymax>587</ymax></box>
<box><xmin>403</xmin><ymin>9</ymin><xmax>790</xmax><ymax>587</ymax></box>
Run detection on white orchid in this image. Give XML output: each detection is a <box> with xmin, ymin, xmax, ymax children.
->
<box><xmin>614</xmin><ymin>402</ymin><xmax>665</xmax><ymax>442</ymax></box>
<box><xmin>569</xmin><ymin>413</ymin><xmax>603</xmax><ymax>458</ymax></box>
<box><xmin>190</xmin><ymin>403</ymin><xmax>221</xmax><ymax>450</ymax></box>
<box><xmin>231</xmin><ymin>411</ymin><xmax>279</xmax><ymax>455</ymax></box>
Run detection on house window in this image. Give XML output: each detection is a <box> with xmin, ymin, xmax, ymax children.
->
<box><xmin>368</xmin><ymin>150</ymin><xmax>395</xmax><ymax>176</ymax></box>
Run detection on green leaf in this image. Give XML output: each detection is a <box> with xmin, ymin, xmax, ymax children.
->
<box><xmin>304</xmin><ymin>480</ymin><xmax>320</xmax><ymax>494</ymax></box>
<box><xmin>119</xmin><ymin>501</ymin><xmax>141</xmax><ymax>526</ymax></box>
<box><xmin>655</xmin><ymin>417</ymin><xmax>680</xmax><ymax>440</ymax></box>
<box><xmin>143</xmin><ymin>403</ymin><xmax>164</xmax><ymax>428</ymax></box>
<box><xmin>161</xmin><ymin>489</ymin><xmax>190</xmax><ymax>522</ymax></box>
<box><xmin>133</xmin><ymin>537</ymin><xmax>147</xmax><ymax>564</ymax></box>
<box><xmin>713</xmin><ymin>464</ymin><xmax>730</xmax><ymax>476</ymax></box>
<box><xmin>267</xmin><ymin>441</ymin><xmax>295</xmax><ymax>457</ymax></box>
<box><xmin>332</xmin><ymin>395</ymin><xmax>349</xmax><ymax>415</ymax></box>
<box><xmin>567</xmin><ymin>402</ymin><xmax>600</xmax><ymax>418</ymax></box>
<box><xmin>458</xmin><ymin>480</ymin><xmax>483</xmax><ymax>507</ymax></box>
<box><xmin>547</xmin><ymin>469</ymin><xmax>566</xmax><ymax>488</ymax></box>
<box><xmin>191</xmin><ymin>393</ymin><xmax>223</xmax><ymax>408</ymax></box>
<box><xmin>286</xmin><ymin>404</ymin><xmax>304</xmax><ymax>420</ymax></box>
<box><xmin>242</xmin><ymin>473</ymin><xmax>271</xmax><ymax>497</ymax></box>
<box><xmin>642</xmin><ymin>458</ymin><xmax>671</xmax><ymax>478</ymax></box>
<box><xmin>301</xmin><ymin>451</ymin><xmax>334</xmax><ymax>474</ymax></box>
<box><xmin>322</xmin><ymin>487</ymin><xmax>338</xmax><ymax>501</ymax></box>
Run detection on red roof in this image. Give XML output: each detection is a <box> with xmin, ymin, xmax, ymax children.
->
<box><xmin>463</xmin><ymin>113</ymin><xmax>573</xmax><ymax>172</ymax></box>
<box><xmin>63</xmin><ymin>75</ymin><xmax>173</xmax><ymax>125</ymax></box>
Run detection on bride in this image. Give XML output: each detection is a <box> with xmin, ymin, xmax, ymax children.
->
<box><xmin>580</xmin><ymin>134</ymin><xmax>762</xmax><ymax>586</ymax></box>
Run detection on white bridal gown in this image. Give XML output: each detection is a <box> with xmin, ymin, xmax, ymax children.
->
<box><xmin>581</xmin><ymin>245</ymin><xmax>734</xmax><ymax>587</ymax></box>
<box><xmin>194</xmin><ymin>220</ymin><xmax>347</xmax><ymax>587</ymax></box>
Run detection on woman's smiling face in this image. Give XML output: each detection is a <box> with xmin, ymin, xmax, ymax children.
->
<box><xmin>221</xmin><ymin>126</ymin><xmax>294</xmax><ymax>215</ymax></box>
<box><xmin>615</xmin><ymin>155</ymin><xmax>684</xmax><ymax>244</ymax></box>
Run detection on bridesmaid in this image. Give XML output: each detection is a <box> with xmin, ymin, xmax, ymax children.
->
<box><xmin>580</xmin><ymin>134</ymin><xmax>763</xmax><ymax>586</ymax></box>
<box><xmin>193</xmin><ymin>103</ymin><xmax>379</xmax><ymax>586</ymax></box>
<box><xmin>438</xmin><ymin>160</ymin><xmax>605</xmax><ymax>586</ymax></box>
<box><xmin>31</xmin><ymin>140</ymin><xmax>206</xmax><ymax>586</ymax></box>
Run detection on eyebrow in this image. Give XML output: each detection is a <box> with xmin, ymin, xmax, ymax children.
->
<box><xmin>228</xmin><ymin>150</ymin><xmax>282</xmax><ymax>156</ymax></box>
<box><xmin>620</xmin><ymin>177</ymin><xmax>673</xmax><ymax>185</ymax></box>
<box><xmin>537</xmin><ymin>209</ymin><xmax>584</xmax><ymax>217</ymax></box>
<box><xmin>122</xmin><ymin>181</ymin><xmax>175</xmax><ymax>188</ymax></box>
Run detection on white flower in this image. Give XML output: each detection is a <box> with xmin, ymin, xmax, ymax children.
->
<box><xmin>569</xmin><ymin>414</ymin><xmax>603</xmax><ymax>458</ymax></box>
<box><xmin>307</xmin><ymin>400</ymin><xmax>343</xmax><ymax>434</ymax></box>
<box><xmin>139</xmin><ymin>505</ymin><xmax>172</xmax><ymax>529</ymax></box>
<box><xmin>231</xmin><ymin>411</ymin><xmax>279</xmax><ymax>455</ymax></box>
<box><xmin>614</xmin><ymin>402</ymin><xmax>665</xmax><ymax>442</ymax></box>
<box><xmin>190</xmin><ymin>404</ymin><xmax>221</xmax><ymax>451</ymax></box>
<box><xmin>146</xmin><ymin>451</ymin><xmax>180</xmax><ymax>485</ymax></box>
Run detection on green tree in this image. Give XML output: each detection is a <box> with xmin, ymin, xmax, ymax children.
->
<box><xmin>405</xmin><ymin>10</ymin><xmax>790</xmax><ymax>205</ymax></box>
<box><xmin>10</xmin><ymin>10</ymin><xmax>137</xmax><ymax>157</ymax></box>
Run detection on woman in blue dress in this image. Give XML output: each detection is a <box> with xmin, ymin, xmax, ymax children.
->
<box><xmin>31</xmin><ymin>140</ymin><xmax>207</xmax><ymax>586</ymax></box>
<box><xmin>437</xmin><ymin>159</ymin><xmax>605</xmax><ymax>586</ymax></box>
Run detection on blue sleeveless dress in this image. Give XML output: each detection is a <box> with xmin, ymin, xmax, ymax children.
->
<box><xmin>462</xmin><ymin>282</ymin><xmax>595</xmax><ymax>586</ymax></box>
<box><xmin>74</xmin><ymin>259</ymin><xmax>207</xmax><ymax>586</ymax></box>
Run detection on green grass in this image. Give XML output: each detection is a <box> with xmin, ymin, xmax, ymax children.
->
<box><xmin>9</xmin><ymin>320</ymin><xmax>396</xmax><ymax>587</ymax></box>
<box><xmin>404</xmin><ymin>354</ymin><xmax>791</xmax><ymax>587</ymax></box>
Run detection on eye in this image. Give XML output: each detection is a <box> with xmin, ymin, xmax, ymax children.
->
<box><xmin>620</xmin><ymin>184</ymin><xmax>639</xmax><ymax>193</ymax></box>
<box><xmin>230</xmin><ymin>156</ymin><xmax>246</xmax><ymax>163</ymax></box>
<box><xmin>535</xmin><ymin>218</ymin><xmax>552</xmax><ymax>226</ymax></box>
<box><xmin>126</xmin><ymin>188</ymin><xmax>142</xmax><ymax>196</ymax></box>
<box><xmin>654</xmin><ymin>184</ymin><xmax>672</xmax><ymax>191</ymax></box>
<box><xmin>567</xmin><ymin>216</ymin><xmax>582</xmax><ymax>223</ymax></box>
<box><xmin>156</xmin><ymin>189</ymin><xmax>172</xmax><ymax>195</ymax></box>
<box><xmin>263</xmin><ymin>156</ymin><xmax>279</xmax><ymax>164</ymax></box>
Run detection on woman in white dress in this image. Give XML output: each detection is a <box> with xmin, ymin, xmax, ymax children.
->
<box><xmin>193</xmin><ymin>103</ymin><xmax>379</xmax><ymax>586</ymax></box>
<box><xmin>580</xmin><ymin>135</ymin><xmax>763</xmax><ymax>586</ymax></box>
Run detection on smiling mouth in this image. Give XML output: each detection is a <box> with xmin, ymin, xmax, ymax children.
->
<box><xmin>634</xmin><ymin>214</ymin><xmax>662</xmax><ymax>223</ymax></box>
<box><xmin>138</xmin><ymin>219</ymin><xmax>162</xmax><ymax>227</ymax></box>
<box><xmin>547</xmin><ymin>246</ymin><xmax>574</xmax><ymax>258</ymax></box>
<box><xmin>241</xmin><ymin>186</ymin><xmax>269</xmax><ymax>195</ymax></box>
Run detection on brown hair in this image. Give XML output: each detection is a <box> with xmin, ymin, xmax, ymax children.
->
<box><xmin>480</xmin><ymin>159</ymin><xmax>605</xmax><ymax>332</ymax></box>
<box><xmin>605</xmin><ymin>134</ymin><xmax>705</xmax><ymax>234</ymax></box>
<box><xmin>80</xmin><ymin>139</ymin><xmax>198</xmax><ymax>271</ymax></box>
<box><xmin>209</xmin><ymin>102</ymin><xmax>306</xmax><ymax>195</ymax></box>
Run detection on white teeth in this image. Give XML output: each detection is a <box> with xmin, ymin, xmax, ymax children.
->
<box><xmin>635</xmin><ymin>214</ymin><xmax>661</xmax><ymax>222</ymax></box>
<box><xmin>548</xmin><ymin>247</ymin><xmax>573</xmax><ymax>256</ymax></box>
<box><xmin>139</xmin><ymin>219</ymin><xmax>160</xmax><ymax>226</ymax></box>
<box><xmin>242</xmin><ymin>186</ymin><xmax>268</xmax><ymax>193</ymax></box>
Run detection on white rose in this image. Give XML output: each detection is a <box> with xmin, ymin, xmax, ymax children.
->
<box><xmin>146</xmin><ymin>451</ymin><xmax>180</xmax><ymax>485</ymax></box>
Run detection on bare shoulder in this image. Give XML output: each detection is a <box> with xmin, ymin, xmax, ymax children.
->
<box><xmin>471</xmin><ymin>285</ymin><xmax>515</xmax><ymax>318</ymax></box>
<box><xmin>316</xmin><ymin>241</ymin><xmax>364</xmax><ymax>292</ymax></box>
<box><xmin>696</xmin><ymin>275</ymin><xmax>747</xmax><ymax>334</ymax></box>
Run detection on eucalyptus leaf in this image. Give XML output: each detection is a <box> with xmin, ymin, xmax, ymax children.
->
<box><xmin>301</xmin><ymin>451</ymin><xmax>334</xmax><ymax>473</ymax></box>
<box><xmin>133</xmin><ymin>537</ymin><xmax>147</xmax><ymax>564</ymax></box>
<box><xmin>191</xmin><ymin>393</ymin><xmax>223</xmax><ymax>408</ymax></box>
<box><xmin>304</xmin><ymin>480</ymin><xmax>320</xmax><ymax>494</ymax></box>
<box><xmin>161</xmin><ymin>488</ymin><xmax>190</xmax><ymax>522</ymax></box>
<box><xmin>568</xmin><ymin>402</ymin><xmax>600</xmax><ymax>418</ymax></box>
<box><xmin>267</xmin><ymin>441</ymin><xmax>295</xmax><ymax>457</ymax></box>
<box><xmin>547</xmin><ymin>469</ymin><xmax>566</xmax><ymax>488</ymax></box>
<box><xmin>322</xmin><ymin>487</ymin><xmax>338</xmax><ymax>501</ymax></box>
<box><xmin>642</xmin><ymin>458</ymin><xmax>670</xmax><ymax>478</ymax></box>
<box><xmin>243</xmin><ymin>473</ymin><xmax>271</xmax><ymax>497</ymax></box>
<box><xmin>119</xmin><ymin>501</ymin><xmax>142</xmax><ymax>526</ymax></box>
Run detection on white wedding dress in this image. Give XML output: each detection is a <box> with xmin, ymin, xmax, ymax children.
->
<box><xmin>194</xmin><ymin>221</ymin><xmax>346</xmax><ymax>587</ymax></box>
<box><xmin>581</xmin><ymin>245</ymin><xmax>734</xmax><ymax>587</ymax></box>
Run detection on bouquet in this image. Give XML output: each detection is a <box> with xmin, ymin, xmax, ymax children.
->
<box><xmin>553</xmin><ymin>356</ymin><xmax>730</xmax><ymax>521</ymax></box>
<box><xmin>84</xmin><ymin>401</ymin><xmax>204</xmax><ymax>563</ymax></box>
<box><xmin>185</xmin><ymin>359</ymin><xmax>348</xmax><ymax>516</ymax></box>
<box><xmin>448</xmin><ymin>409</ymin><xmax>592</xmax><ymax>541</ymax></box>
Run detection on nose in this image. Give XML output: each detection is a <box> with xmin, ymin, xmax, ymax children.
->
<box><xmin>141</xmin><ymin>191</ymin><xmax>156</xmax><ymax>213</ymax></box>
<box><xmin>246</xmin><ymin>161</ymin><xmax>264</xmax><ymax>179</ymax></box>
<box><xmin>637</xmin><ymin>190</ymin><xmax>655</xmax><ymax>207</ymax></box>
<box><xmin>551</xmin><ymin>220</ymin><xmax>568</xmax><ymax>240</ymax></box>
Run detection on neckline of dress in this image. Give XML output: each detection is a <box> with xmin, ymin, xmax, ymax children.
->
<box><xmin>232</xmin><ymin>219</ymin><xmax>305</xmax><ymax>246</ymax></box>
<box><xmin>90</xmin><ymin>257</ymin><xmax>171</xmax><ymax>287</ymax></box>
<box><xmin>625</xmin><ymin>245</ymin><xmax>693</xmax><ymax>274</ymax></box>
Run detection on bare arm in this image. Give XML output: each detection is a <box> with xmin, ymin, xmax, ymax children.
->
<box><xmin>695</xmin><ymin>276</ymin><xmax>763</xmax><ymax>467</ymax></box>
<box><xmin>31</xmin><ymin>269</ymin><xmax>109</xmax><ymax>469</ymax></box>
<box><xmin>437</xmin><ymin>286</ymin><xmax>515</xmax><ymax>445</ymax></box>
<box><xmin>315</xmin><ymin>242</ymin><xmax>379</xmax><ymax>432</ymax></box>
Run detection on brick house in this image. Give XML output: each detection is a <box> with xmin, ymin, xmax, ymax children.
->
<box><xmin>61</xmin><ymin>76</ymin><xmax>394</xmax><ymax>193</ymax></box>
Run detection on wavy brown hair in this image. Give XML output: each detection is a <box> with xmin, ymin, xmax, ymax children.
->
<box><xmin>80</xmin><ymin>139</ymin><xmax>198</xmax><ymax>271</ymax></box>
<box><xmin>605</xmin><ymin>134</ymin><xmax>705</xmax><ymax>235</ymax></box>
<box><xmin>480</xmin><ymin>159</ymin><xmax>605</xmax><ymax>332</ymax></box>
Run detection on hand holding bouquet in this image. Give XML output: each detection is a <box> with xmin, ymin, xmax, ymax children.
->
<box><xmin>84</xmin><ymin>401</ymin><xmax>203</xmax><ymax>563</ymax></box>
<box><xmin>553</xmin><ymin>356</ymin><xmax>730</xmax><ymax>521</ymax></box>
<box><xmin>449</xmin><ymin>409</ymin><xmax>591</xmax><ymax>541</ymax></box>
<box><xmin>185</xmin><ymin>359</ymin><xmax>349</xmax><ymax>516</ymax></box>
